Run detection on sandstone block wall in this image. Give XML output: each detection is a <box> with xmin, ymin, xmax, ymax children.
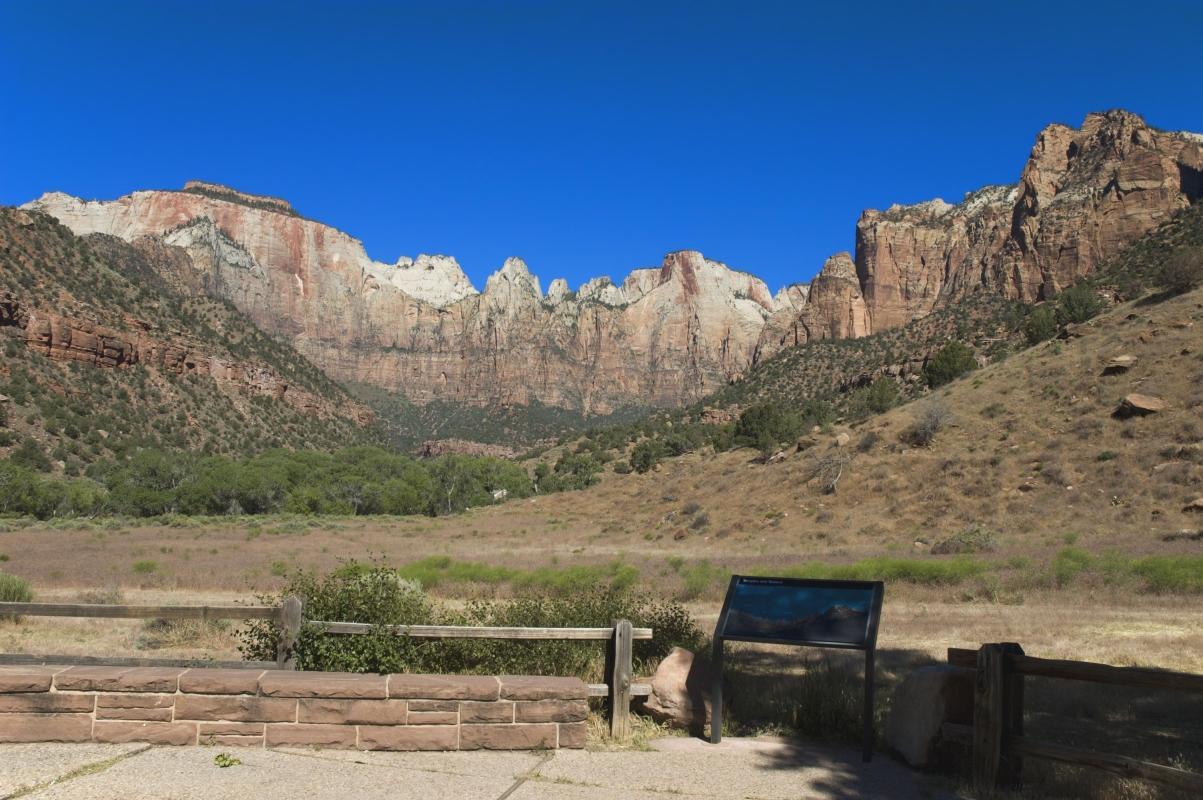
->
<box><xmin>0</xmin><ymin>666</ymin><xmax>588</xmax><ymax>750</ymax></box>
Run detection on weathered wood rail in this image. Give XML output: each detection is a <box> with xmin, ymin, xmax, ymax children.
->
<box><xmin>945</xmin><ymin>643</ymin><xmax>1203</xmax><ymax>796</ymax></box>
<box><xmin>0</xmin><ymin>599</ymin><xmax>653</xmax><ymax>737</ymax></box>
<box><xmin>313</xmin><ymin>617</ymin><xmax>652</xmax><ymax>737</ymax></box>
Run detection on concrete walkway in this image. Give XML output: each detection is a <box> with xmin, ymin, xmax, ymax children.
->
<box><xmin>0</xmin><ymin>738</ymin><xmax>943</xmax><ymax>799</ymax></box>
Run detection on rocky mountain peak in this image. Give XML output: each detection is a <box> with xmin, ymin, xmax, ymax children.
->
<box><xmin>485</xmin><ymin>257</ymin><xmax>543</xmax><ymax>299</ymax></box>
<box><xmin>385</xmin><ymin>254</ymin><xmax>476</xmax><ymax>307</ymax></box>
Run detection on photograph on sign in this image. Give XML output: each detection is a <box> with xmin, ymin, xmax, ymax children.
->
<box><xmin>718</xmin><ymin>577</ymin><xmax>877</xmax><ymax>647</ymax></box>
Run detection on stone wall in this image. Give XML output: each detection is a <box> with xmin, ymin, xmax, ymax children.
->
<box><xmin>0</xmin><ymin>666</ymin><xmax>588</xmax><ymax>750</ymax></box>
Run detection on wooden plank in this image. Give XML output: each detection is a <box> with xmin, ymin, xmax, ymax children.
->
<box><xmin>948</xmin><ymin>647</ymin><xmax>977</xmax><ymax>669</ymax></box>
<box><xmin>0</xmin><ymin>654</ymin><xmax>276</xmax><ymax>670</ymax></box>
<box><xmin>1007</xmin><ymin>654</ymin><xmax>1203</xmax><ymax>693</ymax></box>
<box><xmin>313</xmin><ymin>621</ymin><xmax>654</xmax><ymax>640</ymax></box>
<box><xmin>1012</xmin><ymin>736</ymin><xmax>1203</xmax><ymax>794</ymax></box>
<box><xmin>588</xmin><ymin>683</ymin><xmax>651</xmax><ymax>698</ymax></box>
<box><xmin>0</xmin><ymin>602</ymin><xmax>280</xmax><ymax>621</ymax></box>
<box><xmin>950</xmin><ymin>646</ymin><xmax>1203</xmax><ymax>694</ymax></box>
<box><xmin>276</xmin><ymin>595</ymin><xmax>304</xmax><ymax>670</ymax></box>
<box><xmin>1000</xmin><ymin>643</ymin><xmax>1025</xmax><ymax>790</ymax></box>
<box><xmin>608</xmin><ymin>619</ymin><xmax>633</xmax><ymax>739</ymax></box>
<box><xmin>973</xmin><ymin>644</ymin><xmax>1005</xmax><ymax>796</ymax></box>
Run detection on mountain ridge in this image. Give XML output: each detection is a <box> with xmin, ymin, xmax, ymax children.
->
<box><xmin>21</xmin><ymin>109</ymin><xmax>1203</xmax><ymax>415</ymax></box>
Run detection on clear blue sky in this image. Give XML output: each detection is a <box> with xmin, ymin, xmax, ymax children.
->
<box><xmin>2</xmin><ymin>1</ymin><xmax>1201</xmax><ymax>292</ymax></box>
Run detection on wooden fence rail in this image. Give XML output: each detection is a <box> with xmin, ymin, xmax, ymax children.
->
<box><xmin>948</xmin><ymin>644</ymin><xmax>1203</xmax><ymax>796</ymax></box>
<box><xmin>1</xmin><ymin>599</ymin><xmax>653</xmax><ymax>737</ymax></box>
<box><xmin>0</xmin><ymin>599</ymin><xmax>296</xmax><ymax>670</ymax></box>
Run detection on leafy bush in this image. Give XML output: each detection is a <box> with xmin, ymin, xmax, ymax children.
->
<box><xmin>734</xmin><ymin>403</ymin><xmax>804</xmax><ymax>455</ymax></box>
<box><xmin>923</xmin><ymin>342</ymin><xmax>977</xmax><ymax>387</ymax></box>
<box><xmin>1023</xmin><ymin>306</ymin><xmax>1057</xmax><ymax>345</ymax></box>
<box><xmin>629</xmin><ymin>438</ymin><xmax>667</xmax><ymax>474</ymax></box>
<box><xmin>239</xmin><ymin>564</ymin><xmax>704</xmax><ymax>678</ymax></box>
<box><xmin>855</xmin><ymin>378</ymin><xmax>899</xmax><ymax>416</ymax></box>
<box><xmin>769</xmin><ymin>557</ymin><xmax>988</xmax><ymax>586</ymax></box>
<box><xmin>1158</xmin><ymin>247</ymin><xmax>1203</xmax><ymax>295</ymax></box>
<box><xmin>1054</xmin><ymin>285</ymin><xmax>1104</xmax><ymax>325</ymax></box>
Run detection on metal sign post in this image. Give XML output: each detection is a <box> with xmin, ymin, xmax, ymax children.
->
<box><xmin>709</xmin><ymin>576</ymin><xmax>885</xmax><ymax>762</ymax></box>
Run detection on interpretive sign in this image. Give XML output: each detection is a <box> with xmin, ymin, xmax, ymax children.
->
<box><xmin>709</xmin><ymin>576</ymin><xmax>884</xmax><ymax>760</ymax></box>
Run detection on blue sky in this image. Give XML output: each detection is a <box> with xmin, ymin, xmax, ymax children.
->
<box><xmin>3</xmin><ymin>2</ymin><xmax>1202</xmax><ymax>292</ymax></box>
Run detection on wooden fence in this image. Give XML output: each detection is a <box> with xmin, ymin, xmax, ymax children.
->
<box><xmin>945</xmin><ymin>643</ymin><xmax>1203</xmax><ymax>796</ymax></box>
<box><xmin>0</xmin><ymin>598</ymin><xmax>651</xmax><ymax>736</ymax></box>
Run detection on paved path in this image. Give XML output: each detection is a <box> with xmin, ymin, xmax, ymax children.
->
<box><xmin>0</xmin><ymin>738</ymin><xmax>944</xmax><ymax>799</ymax></box>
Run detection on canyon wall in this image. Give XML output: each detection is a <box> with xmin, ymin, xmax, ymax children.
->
<box><xmin>25</xmin><ymin>110</ymin><xmax>1203</xmax><ymax>410</ymax></box>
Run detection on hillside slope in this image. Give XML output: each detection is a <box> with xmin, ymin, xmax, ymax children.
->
<box><xmin>0</xmin><ymin>208</ymin><xmax>376</xmax><ymax>471</ymax></box>
<box><xmin>513</xmin><ymin>279</ymin><xmax>1203</xmax><ymax>572</ymax></box>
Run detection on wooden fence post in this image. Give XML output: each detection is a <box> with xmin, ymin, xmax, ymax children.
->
<box><xmin>608</xmin><ymin>618</ymin><xmax>633</xmax><ymax>739</ymax></box>
<box><xmin>973</xmin><ymin>643</ymin><xmax>1005</xmax><ymax>796</ymax></box>
<box><xmin>276</xmin><ymin>595</ymin><xmax>304</xmax><ymax>670</ymax></box>
<box><xmin>1000</xmin><ymin>642</ymin><xmax>1026</xmax><ymax>790</ymax></box>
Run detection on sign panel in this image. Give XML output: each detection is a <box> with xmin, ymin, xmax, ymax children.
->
<box><xmin>716</xmin><ymin>576</ymin><xmax>882</xmax><ymax>649</ymax></box>
<box><xmin>710</xmin><ymin>576</ymin><xmax>885</xmax><ymax>760</ymax></box>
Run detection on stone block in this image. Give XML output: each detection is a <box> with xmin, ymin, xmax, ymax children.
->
<box><xmin>259</xmin><ymin>672</ymin><xmax>387</xmax><ymax>699</ymax></box>
<box><xmin>264</xmin><ymin>723</ymin><xmax>357</xmax><ymax>748</ymax></box>
<box><xmin>407</xmin><ymin>711</ymin><xmax>458</xmax><ymax>725</ymax></box>
<box><xmin>55</xmin><ymin>667</ymin><xmax>183</xmax><ymax>693</ymax></box>
<box><xmin>515</xmin><ymin>700</ymin><xmax>587</xmax><ymax>723</ymax></box>
<box><xmin>96</xmin><ymin>693</ymin><xmax>173</xmax><ymax>708</ymax></box>
<box><xmin>557</xmin><ymin>721</ymin><xmax>587</xmax><ymax>749</ymax></box>
<box><xmin>0</xmin><ymin>713</ymin><xmax>92</xmax><ymax>743</ymax></box>
<box><xmin>387</xmin><ymin>674</ymin><xmax>499</xmax><ymax>701</ymax></box>
<box><xmin>175</xmin><ymin>695</ymin><xmax>296</xmax><ymax>723</ymax></box>
<box><xmin>458</xmin><ymin>701</ymin><xmax>514</xmax><ymax>724</ymax></box>
<box><xmin>407</xmin><ymin>699</ymin><xmax>457</xmax><ymax>712</ymax></box>
<box><xmin>460</xmin><ymin>723</ymin><xmax>557</xmax><ymax>750</ymax></box>
<box><xmin>95</xmin><ymin>706</ymin><xmax>173</xmax><ymax>722</ymax></box>
<box><xmin>0</xmin><ymin>694</ymin><xmax>95</xmax><ymax>713</ymax></box>
<box><xmin>297</xmin><ymin>699</ymin><xmax>407</xmax><ymax>725</ymax></box>
<box><xmin>178</xmin><ymin>668</ymin><xmax>264</xmax><ymax>695</ymax></box>
<box><xmin>358</xmin><ymin>725</ymin><xmax>458</xmax><ymax>751</ymax></box>
<box><xmin>499</xmin><ymin>676</ymin><xmax>587</xmax><ymax>701</ymax></box>
<box><xmin>93</xmin><ymin>721</ymin><xmax>197</xmax><ymax>746</ymax></box>
<box><xmin>0</xmin><ymin>667</ymin><xmax>57</xmax><ymax>693</ymax></box>
<box><xmin>199</xmin><ymin>722</ymin><xmax>265</xmax><ymax>736</ymax></box>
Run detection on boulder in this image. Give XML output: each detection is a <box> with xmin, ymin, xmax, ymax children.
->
<box><xmin>638</xmin><ymin>647</ymin><xmax>713</xmax><ymax>734</ymax></box>
<box><xmin>1184</xmin><ymin>498</ymin><xmax>1203</xmax><ymax>514</ymax></box>
<box><xmin>1102</xmin><ymin>355</ymin><xmax>1138</xmax><ymax>375</ymax></box>
<box><xmin>886</xmin><ymin>665</ymin><xmax>974</xmax><ymax>769</ymax></box>
<box><xmin>1116</xmin><ymin>393</ymin><xmax>1167</xmax><ymax>417</ymax></box>
<box><xmin>834</xmin><ymin>432</ymin><xmax>851</xmax><ymax>447</ymax></box>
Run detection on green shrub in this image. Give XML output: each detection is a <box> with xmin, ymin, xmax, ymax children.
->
<box><xmin>924</xmin><ymin>342</ymin><xmax>977</xmax><ymax>387</ymax></box>
<box><xmin>1052</xmin><ymin>547</ymin><xmax>1092</xmax><ymax>587</ymax></box>
<box><xmin>629</xmin><ymin>439</ymin><xmax>667</xmax><ymax>474</ymax></box>
<box><xmin>1158</xmin><ymin>247</ymin><xmax>1203</xmax><ymax>295</ymax></box>
<box><xmin>734</xmin><ymin>403</ymin><xmax>804</xmax><ymax>455</ymax></box>
<box><xmin>1131</xmin><ymin>556</ymin><xmax>1203</xmax><ymax>593</ymax></box>
<box><xmin>239</xmin><ymin>564</ymin><xmax>703</xmax><ymax>678</ymax></box>
<box><xmin>131</xmin><ymin>560</ymin><xmax>158</xmax><ymax>574</ymax></box>
<box><xmin>1023</xmin><ymin>306</ymin><xmax>1057</xmax><ymax>345</ymax></box>
<box><xmin>1054</xmin><ymin>285</ymin><xmax>1104</xmax><ymax>325</ymax></box>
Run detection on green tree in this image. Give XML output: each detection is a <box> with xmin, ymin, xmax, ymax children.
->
<box><xmin>734</xmin><ymin>403</ymin><xmax>804</xmax><ymax>455</ymax></box>
<box><xmin>924</xmin><ymin>342</ymin><xmax>977</xmax><ymax>388</ymax></box>
<box><xmin>629</xmin><ymin>438</ymin><xmax>667</xmax><ymax>474</ymax></box>
<box><xmin>1054</xmin><ymin>285</ymin><xmax>1104</xmax><ymax>325</ymax></box>
<box><xmin>1023</xmin><ymin>306</ymin><xmax>1057</xmax><ymax>345</ymax></box>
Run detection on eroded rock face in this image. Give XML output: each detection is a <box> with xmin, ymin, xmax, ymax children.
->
<box><xmin>761</xmin><ymin>110</ymin><xmax>1203</xmax><ymax>350</ymax></box>
<box><xmin>25</xmin><ymin>110</ymin><xmax>1203</xmax><ymax>412</ymax></box>
<box><xmin>1</xmin><ymin>293</ymin><xmax>369</xmax><ymax>423</ymax></box>
<box><xmin>24</xmin><ymin>186</ymin><xmax>776</xmax><ymax>413</ymax></box>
